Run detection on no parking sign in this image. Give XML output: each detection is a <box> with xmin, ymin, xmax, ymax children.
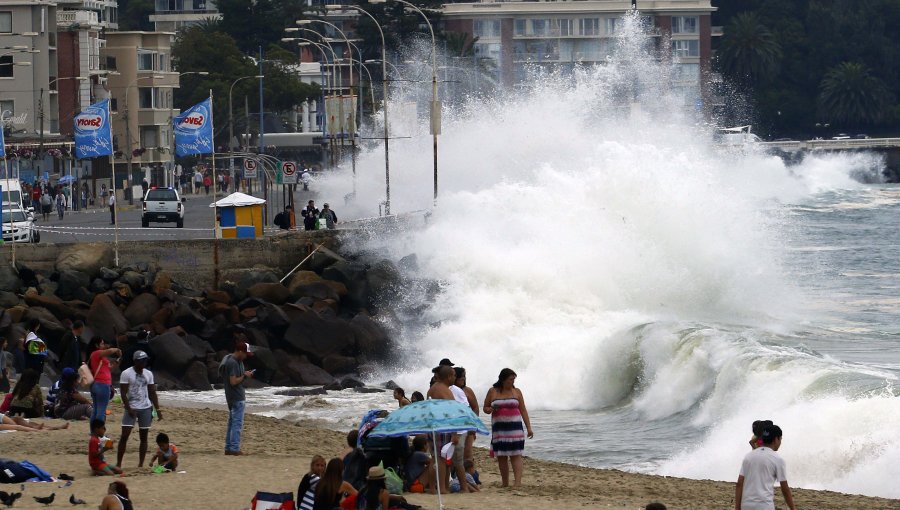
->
<box><xmin>280</xmin><ymin>161</ymin><xmax>298</xmax><ymax>185</ymax></box>
<box><xmin>243</xmin><ymin>158</ymin><xmax>258</xmax><ymax>179</ymax></box>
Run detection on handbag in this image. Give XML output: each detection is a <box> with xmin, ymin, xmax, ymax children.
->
<box><xmin>78</xmin><ymin>360</ymin><xmax>102</xmax><ymax>389</ymax></box>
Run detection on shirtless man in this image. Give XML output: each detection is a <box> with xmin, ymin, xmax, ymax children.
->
<box><xmin>427</xmin><ymin>365</ymin><xmax>457</xmax><ymax>493</ymax></box>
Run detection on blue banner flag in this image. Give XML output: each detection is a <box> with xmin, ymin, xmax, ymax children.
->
<box><xmin>0</xmin><ymin>120</ymin><xmax>5</xmax><ymax>158</ymax></box>
<box><xmin>174</xmin><ymin>97</ymin><xmax>214</xmax><ymax>156</ymax></box>
<box><xmin>74</xmin><ymin>99</ymin><xmax>113</xmax><ymax>159</ymax></box>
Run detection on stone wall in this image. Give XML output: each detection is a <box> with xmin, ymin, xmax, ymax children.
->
<box><xmin>0</xmin><ymin>230</ymin><xmax>343</xmax><ymax>289</ymax></box>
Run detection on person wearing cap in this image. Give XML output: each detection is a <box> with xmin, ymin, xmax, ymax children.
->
<box><xmin>735</xmin><ymin>424</ymin><xmax>796</xmax><ymax>510</ymax></box>
<box><xmin>116</xmin><ymin>350</ymin><xmax>161</xmax><ymax>468</ymax></box>
<box><xmin>220</xmin><ymin>337</ymin><xmax>255</xmax><ymax>455</ymax></box>
<box><xmin>301</xmin><ymin>200</ymin><xmax>319</xmax><ymax>230</ymax></box>
<box><xmin>318</xmin><ymin>203</ymin><xmax>338</xmax><ymax>229</ymax></box>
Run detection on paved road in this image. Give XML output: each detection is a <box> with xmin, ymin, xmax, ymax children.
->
<box><xmin>33</xmin><ymin>187</ymin><xmax>317</xmax><ymax>243</ymax></box>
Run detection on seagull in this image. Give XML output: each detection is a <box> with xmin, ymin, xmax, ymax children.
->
<box><xmin>69</xmin><ymin>494</ymin><xmax>87</xmax><ymax>505</ymax></box>
<box><xmin>33</xmin><ymin>493</ymin><xmax>55</xmax><ymax>506</ymax></box>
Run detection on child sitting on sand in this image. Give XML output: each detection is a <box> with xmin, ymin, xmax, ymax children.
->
<box><xmin>404</xmin><ymin>436</ymin><xmax>434</xmax><ymax>494</ymax></box>
<box><xmin>149</xmin><ymin>432</ymin><xmax>179</xmax><ymax>471</ymax></box>
<box><xmin>89</xmin><ymin>419</ymin><xmax>123</xmax><ymax>476</ymax></box>
<box><xmin>450</xmin><ymin>460</ymin><xmax>480</xmax><ymax>493</ymax></box>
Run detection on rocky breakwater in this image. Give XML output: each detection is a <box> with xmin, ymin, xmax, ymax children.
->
<box><xmin>0</xmin><ymin>242</ymin><xmax>406</xmax><ymax>392</ymax></box>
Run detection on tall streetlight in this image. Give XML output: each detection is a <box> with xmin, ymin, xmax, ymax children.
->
<box><xmin>168</xmin><ymin>71</ymin><xmax>209</xmax><ymax>187</ymax></box>
<box><xmin>369</xmin><ymin>0</ymin><xmax>439</xmax><ymax>207</ymax></box>
<box><xmin>281</xmin><ymin>37</ymin><xmax>335</xmax><ymax>133</ymax></box>
<box><xmin>123</xmin><ymin>74</ymin><xmax>164</xmax><ymax>204</ymax></box>
<box><xmin>228</xmin><ymin>74</ymin><xmax>264</xmax><ymax>191</ymax></box>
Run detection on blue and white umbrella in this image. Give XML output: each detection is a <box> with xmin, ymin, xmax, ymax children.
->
<box><xmin>369</xmin><ymin>399</ymin><xmax>488</xmax><ymax>509</ymax></box>
<box><xmin>57</xmin><ymin>175</ymin><xmax>75</xmax><ymax>184</ymax></box>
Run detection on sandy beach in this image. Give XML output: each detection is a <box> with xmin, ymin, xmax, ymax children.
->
<box><xmin>1</xmin><ymin>403</ymin><xmax>896</xmax><ymax>510</ymax></box>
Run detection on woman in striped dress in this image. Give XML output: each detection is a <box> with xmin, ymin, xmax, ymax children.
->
<box><xmin>483</xmin><ymin>368</ymin><xmax>534</xmax><ymax>487</ymax></box>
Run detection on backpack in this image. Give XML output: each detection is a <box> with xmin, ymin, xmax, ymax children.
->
<box><xmin>273</xmin><ymin>212</ymin><xmax>285</xmax><ymax>227</ymax></box>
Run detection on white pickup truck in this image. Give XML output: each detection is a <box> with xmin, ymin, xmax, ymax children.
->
<box><xmin>141</xmin><ymin>187</ymin><xmax>185</xmax><ymax>228</ymax></box>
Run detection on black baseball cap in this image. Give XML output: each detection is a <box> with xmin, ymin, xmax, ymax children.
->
<box><xmin>439</xmin><ymin>358</ymin><xmax>454</xmax><ymax>366</ymax></box>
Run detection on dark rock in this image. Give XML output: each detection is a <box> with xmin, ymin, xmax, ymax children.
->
<box><xmin>322</xmin><ymin>354</ymin><xmax>358</xmax><ymax>375</ymax></box>
<box><xmin>152</xmin><ymin>370</ymin><xmax>191</xmax><ymax>391</ymax></box>
<box><xmin>236</xmin><ymin>297</ymin><xmax>267</xmax><ymax>310</ymax></box>
<box><xmin>124</xmin><ymin>293</ymin><xmax>161</xmax><ymax>327</ymax></box>
<box><xmin>279</xmin><ymin>357</ymin><xmax>335</xmax><ymax>385</ymax></box>
<box><xmin>398</xmin><ymin>254</ymin><xmax>418</xmax><ymax>272</ymax></box>
<box><xmin>38</xmin><ymin>281</ymin><xmax>58</xmax><ymax>297</ymax></box>
<box><xmin>243</xmin><ymin>377</ymin><xmax>268</xmax><ymax>389</ymax></box>
<box><xmin>247</xmin><ymin>282</ymin><xmax>291</xmax><ymax>305</ymax></box>
<box><xmin>72</xmin><ymin>288</ymin><xmax>94</xmax><ymax>306</ymax></box>
<box><xmin>181</xmin><ymin>360</ymin><xmax>213</xmax><ymax>391</ymax></box>
<box><xmin>282</xmin><ymin>308</ymin><xmax>357</xmax><ymax>361</ymax></box>
<box><xmin>324</xmin><ymin>381</ymin><xmax>343</xmax><ymax>391</ymax></box>
<box><xmin>312</xmin><ymin>299</ymin><xmax>339</xmax><ymax>316</ymax></box>
<box><xmin>290</xmin><ymin>282</ymin><xmax>340</xmax><ymax>302</ymax></box>
<box><xmin>198</xmin><ymin>314</ymin><xmax>232</xmax><ymax>348</ymax></box>
<box><xmin>100</xmin><ymin>267</ymin><xmax>120</xmax><ymax>280</ymax></box>
<box><xmin>255</xmin><ymin>302</ymin><xmax>290</xmax><ymax>331</ymax></box>
<box><xmin>237</xmin><ymin>266</ymin><xmax>280</xmax><ymax>290</ymax></box>
<box><xmin>182</xmin><ymin>334</ymin><xmax>215</xmax><ymax>359</ymax></box>
<box><xmin>56</xmin><ymin>244</ymin><xmax>114</xmax><ymax>278</ymax></box>
<box><xmin>119</xmin><ymin>271</ymin><xmax>146</xmax><ymax>291</ymax></box>
<box><xmin>275</xmin><ymin>387</ymin><xmax>326</xmax><ymax>396</ymax></box>
<box><xmin>382</xmin><ymin>380</ymin><xmax>400</xmax><ymax>390</ymax></box>
<box><xmin>243</xmin><ymin>328</ymin><xmax>270</xmax><ymax>350</ymax></box>
<box><xmin>23</xmin><ymin>290</ymin><xmax>81</xmax><ymax>321</ymax></box>
<box><xmin>152</xmin><ymin>271</ymin><xmax>172</xmax><ymax>295</ymax></box>
<box><xmin>148</xmin><ymin>331</ymin><xmax>196</xmax><ymax>374</ymax></box>
<box><xmin>366</xmin><ymin>260</ymin><xmax>402</xmax><ymax>302</ymax></box>
<box><xmin>353</xmin><ymin>386</ymin><xmax>387</xmax><ymax>393</ymax></box>
<box><xmin>321</xmin><ymin>260</ymin><xmax>366</xmax><ymax>286</ymax></box>
<box><xmin>89</xmin><ymin>278</ymin><xmax>110</xmax><ymax>293</ymax></box>
<box><xmin>0</xmin><ymin>265</ymin><xmax>23</xmax><ymax>293</ymax></box>
<box><xmin>170</xmin><ymin>301</ymin><xmax>206</xmax><ymax>331</ymax></box>
<box><xmin>350</xmin><ymin>314</ymin><xmax>391</xmax><ymax>359</ymax></box>
<box><xmin>111</xmin><ymin>282</ymin><xmax>132</xmax><ymax>300</ymax></box>
<box><xmin>87</xmin><ymin>293</ymin><xmax>129</xmax><ymax>343</ymax></box>
<box><xmin>13</xmin><ymin>261</ymin><xmax>37</xmax><ymax>287</ymax></box>
<box><xmin>307</xmin><ymin>251</ymin><xmax>339</xmax><ymax>273</ymax></box>
<box><xmin>56</xmin><ymin>269</ymin><xmax>91</xmax><ymax>300</ymax></box>
<box><xmin>149</xmin><ymin>305</ymin><xmax>174</xmax><ymax>335</ymax></box>
<box><xmin>205</xmin><ymin>290</ymin><xmax>231</xmax><ymax>304</ymax></box>
<box><xmin>219</xmin><ymin>281</ymin><xmax>245</xmax><ymax>303</ymax></box>
<box><xmin>0</xmin><ymin>291</ymin><xmax>20</xmax><ymax>308</ymax></box>
<box><xmin>340</xmin><ymin>376</ymin><xmax>365</xmax><ymax>389</ymax></box>
<box><xmin>245</xmin><ymin>346</ymin><xmax>278</xmax><ymax>384</ymax></box>
<box><xmin>287</xmin><ymin>271</ymin><xmax>322</xmax><ymax>289</ymax></box>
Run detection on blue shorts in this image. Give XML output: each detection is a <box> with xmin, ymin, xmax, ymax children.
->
<box><xmin>122</xmin><ymin>407</ymin><xmax>154</xmax><ymax>429</ymax></box>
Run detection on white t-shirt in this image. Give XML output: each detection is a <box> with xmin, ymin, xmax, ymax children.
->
<box><xmin>739</xmin><ymin>446</ymin><xmax>788</xmax><ymax>510</ymax></box>
<box><xmin>120</xmin><ymin>366</ymin><xmax>155</xmax><ymax>410</ymax></box>
<box><xmin>450</xmin><ymin>385</ymin><xmax>469</xmax><ymax>406</ymax></box>
<box><xmin>109</xmin><ymin>194</ymin><xmax>116</xmax><ymax>206</ymax></box>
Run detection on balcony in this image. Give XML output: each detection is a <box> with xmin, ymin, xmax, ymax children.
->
<box><xmin>57</xmin><ymin>10</ymin><xmax>101</xmax><ymax>27</ymax></box>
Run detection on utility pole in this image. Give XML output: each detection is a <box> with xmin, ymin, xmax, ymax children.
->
<box><xmin>38</xmin><ymin>89</ymin><xmax>44</xmax><ymax>158</ymax></box>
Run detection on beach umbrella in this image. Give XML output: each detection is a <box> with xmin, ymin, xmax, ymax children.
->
<box><xmin>368</xmin><ymin>399</ymin><xmax>488</xmax><ymax>509</ymax></box>
<box><xmin>58</xmin><ymin>175</ymin><xmax>75</xmax><ymax>184</ymax></box>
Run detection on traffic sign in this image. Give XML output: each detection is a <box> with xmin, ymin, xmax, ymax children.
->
<box><xmin>243</xmin><ymin>158</ymin><xmax>258</xmax><ymax>179</ymax></box>
<box><xmin>281</xmin><ymin>161</ymin><xmax>298</xmax><ymax>184</ymax></box>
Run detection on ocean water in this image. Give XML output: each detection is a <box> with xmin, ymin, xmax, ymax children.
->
<box><xmin>171</xmin><ymin>14</ymin><xmax>899</xmax><ymax>499</ymax></box>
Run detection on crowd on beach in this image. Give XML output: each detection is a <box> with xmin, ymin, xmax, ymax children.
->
<box><xmin>1</xmin><ymin>319</ymin><xmax>797</xmax><ymax>510</ymax></box>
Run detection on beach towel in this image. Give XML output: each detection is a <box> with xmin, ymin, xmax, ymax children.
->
<box><xmin>0</xmin><ymin>459</ymin><xmax>53</xmax><ymax>483</ymax></box>
<box><xmin>250</xmin><ymin>491</ymin><xmax>293</xmax><ymax>510</ymax></box>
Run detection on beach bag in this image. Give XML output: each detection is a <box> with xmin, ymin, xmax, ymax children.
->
<box><xmin>77</xmin><ymin>362</ymin><xmax>98</xmax><ymax>389</ymax></box>
<box><xmin>315</xmin><ymin>218</ymin><xmax>322</xmax><ymax>230</ymax></box>
<box><xmin>251</xmin><ymin>491</ymin><xmax>294</xmax><ymax>510</ymax></box>
<box><xmin>384</xmin><ymin>467</ymin><xmax>403</xmax><ymax>495</ymax></box>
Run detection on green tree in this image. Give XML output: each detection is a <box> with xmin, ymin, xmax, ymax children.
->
<box><xmin>717</xmin><ymin>11</ymin><xmax>782</xmax><ymax>83</ymax></box>
<box><xmin>818</xmin><ymin>61</ymin><xmax>893</xmax><ymax>127</ymax></box>
<box><xmin>117</xmin><ymin>0</ymin><xmax>154</xmax><ymax>31</ymax></box>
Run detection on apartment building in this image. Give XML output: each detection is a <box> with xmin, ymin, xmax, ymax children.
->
<box><xmin>442</xmin><ymin>0</ymin><xmax>717</xmax><ymax>106</ymax></box>
<box><xmin>150</xmin><ymin>0</ymin><xmax>220</xmax><ymax>32</ymax></box>
<box><xmin>102</xmin><ymin>31</ymin><xmax>180</xmax><ymax>187</ymax></box>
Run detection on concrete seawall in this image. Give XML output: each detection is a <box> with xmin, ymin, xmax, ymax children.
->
<box><xmin>1</xmin><ymin>230</ymin><xmax>343</xmax><ymax>290</ymax></box>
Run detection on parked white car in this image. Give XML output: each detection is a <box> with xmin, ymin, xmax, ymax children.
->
<box><xmin>141</xmin><ymin>187</ymin><xmax>185</xmax><ymax>228</ymax></box>
<box><xmin>1</xmin><ymin>207</ymin><xmax>39</xmax><ymax>243</ymax></box>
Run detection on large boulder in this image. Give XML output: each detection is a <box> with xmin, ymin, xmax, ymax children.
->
<box><xmin>322</xmin><ymin>354</ymin><xmax>358</xmax><ymax>375</ymax></box>
<box><xmin>89</xmin><ymin>278</ymin><xmax>110</xmax><ymax>293</ymax></box>
<box><xmin>350</xmin><ymin>314</ymin><xmax>392</xmax><ymax>360</ymax></box>
<box><xmin>0</xmin><ymin>291</ymin><xmax>20</xmax><ymax>308</ymax></box>
<box><xmin>287</xmin><ymin>271</ymin><xmax>322</xmax><ymax>289</ymax></box>
<box><xmin>366</xmin><ymin>260</ymin><xmax>402</xmax><ymax>302</ymax></box>
<box><xmin>290</xmin><ymin>282</ymin><xmax>340</xmax><ymax>303</ymax></box>
<box><xmin>321</xmin><ymin>260</ymin><xmax>366</xmax><ymax>286</ymax></box>
<box><xmin>124</xmin><ymin>293</ymin><xmax>161</xmax><ymax>327</ymax></box>
<box><xmin>255</xmin><ymin>302</ymin><xmax>291</xmax><ymax>332</ymax></box>
<box><xmin>237</xmin><ymin>266</ymin><xmax>281</xmax><ymax>290</ymax></box>
<box><xmin>118</xmin><ymin>271</ymin><xmax>146</xmax><ymax>292</ymax></box>
<box><xmin>152</xmin><ymin>370</ymin><xmax>191</xmax><ymax>391</ymax></box>
<box><xmin>170</xmin><ymin>301</ymin><xmax>206</xmax><ymax>331</ymax></box>
<box><xmin>247</xmin><ymin>282</ymin><xmax>291</xmax><ymax>305</ymax></box>
<box><xmin>282</xmin><ymin>308</ymin><xmax>357</xmax><ymax>361</ymax></box>
<box><xmin>86</xmin><ymin>294</ymin><xmax>128</xmax><ymax>343</ymax></box>
<box><xmin>56</xmin><ymin>244</ymin><xmax>114</xmax><ymax>278</ymax></box>
<box><xmin>182</xmin><ymin>334</ymin><xmax>215</xmax><ymax>359</ymax></box>
<box><xmin>152</xmin><ymin>271</ymin><xmax>173</xmax><ymax>295</ymax></box>
<box><xmin>148</xmin><ymin>332</ymin><xmax>196</xmax><ymax>375</ymax></box>
<box><xmin>56</xmin><ymin>269</ymin><xmax>91</xmax><ymax>300</ymax></box>
<box><xmin>0</xmin><ymin>265</ymin><xmax>23</xmax><ymax>293</ymax></box>
<box><xmin>23</xmin><ymin>290</ymin><xmax>83</xmax><ymax>321</ymax></box>
<box><xmin>181</xmin><ymin>360</ymin><xmax>213</xmax><ymax>391</ymax></box>
<box><xmin>278</xmin><ymin>356</ymin><xmax>336</xmax><ymax>385</ymax></box>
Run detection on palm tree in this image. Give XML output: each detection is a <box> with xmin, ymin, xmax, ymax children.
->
<box><xmin>717</xmin><ymin>12</ymin><xmax>782</xmax><ymax>83</ymax></box>
<box><xmin>818</xmin><ymin>62</ymin><xmax>893</xmax><ymax>127</ymax></box>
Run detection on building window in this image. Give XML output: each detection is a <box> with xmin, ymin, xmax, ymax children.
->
<box><xmin>158</xmin><ymin>54</ymin><xmax>168</xmax><ymax>72</ymax></box>
<box><xmin>672</xmin><ymin>16</ymin><xmax>698</xmax><ymax>34</ymax></box>
<box><xmin>674</xmin><ymin>63</ymin><xmax>700</xmax><ymax>83</ymax></box>
<box><xmin>0</xmin><ymin>55</ymin><xmax>13</xmax><ymax>78</ymax></box>
<box><xmin>0</xmin><ymin>12</ymin><xmax>11</xmax><ymax>33</ymax></box>
<box><xmin>474</xmin><ymin>42</ymin><xmax>500</xmax><ymax>60</ymax></box>
<box><xmin>105</xmin><ymin>56</ymin><xmax>117</xmax><ymax>71</ymax></box>
<box><xmin>110</xmin><ymin>98</ymin><xmax>118</xmax><ymax>112</ymax></box>
<box><xmin>137</xmin><ymin>50</ymin><xmax>155</xmax><ymax>71</ymax></box>
<box><xmin>672</xmin><ymin>39</ymin><xmax>700</xmax><ymax>58</ymax></box>
<box><xmin>138</xmin><ymin>87</ymin><xmax>154</xmax><ymax>108</ymax></box>
<box><xmin>514</xmin><ymin>19</ymin><xmax>525</xmax><ymax>36</ymax></box>
<box><xmin>580</xmin><ymin>18</ymin><xmax>599</xmax><ymax>36</ymax></box>
<box><xmin>473</xmin><ymin>19</ymin><xmax>500</xmax><ymax>38</ymax></box>
<box><xmin>192</xmin><ymin>0</ymin><xmax>206</xmax><ymax>11</ymax></box>
<box><xmin>559</xmin><ymin>19</ymin><xmax>574</xmax><ymax>37</ymax></box>
<box><xmin>140</xmin><ymin>126</ymin><xmax>158</xmax><ymax>148</ymax></box>
<box><xmin>605</xmin><ymin>18</ymin><xmax>619</xmax><ymax>35</ymax></box>
<box><xmin>531</xmin><ymin>19</ymin><xmax>547</xmax><ymax>36</ymax></box>
<box><xmin>0</xmin><ymin>100</ymin><xmax>13</xmax><ymax>116</ymax></box>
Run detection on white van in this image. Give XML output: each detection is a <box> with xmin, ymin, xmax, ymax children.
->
<box><xmin>0</xmin><ymin>178</ymin><xmax>28</xmax><ymax>211</ymax></box>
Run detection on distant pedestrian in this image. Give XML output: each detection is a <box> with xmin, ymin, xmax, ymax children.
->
<box><xmin>735</xmin><ymin>424</ymin><xmax>796</xmax><ymax>510</ymax></box>
<box><xmin>99</xmin><ymin>184</ymin><xmax>109</xmax><ymax>208</ymax></box>
<box><xmin>23</xmin><ymin>319</ymin><xmax>48</xmax><ymax>375</ymax></box>
<box><xmin>40</xmin><ymin>191</ymin><xmax>52</xmax><ymax>220</ymax></box>
<box><xmin>109</xmin><ymin>193</ymin><xmax>116</xmax><ymax>224</ymax></box>
<box><xmin>300</xmin><ymin>170</ymin><xmax>311</xmax><ymax>191</ymax></box>
<box><xmin>203</xmin><ymin>174</ymin><xmax>212</xmax><ymax>195</ymax></box>
<box><xmin>59</xmin><ymin>320</ymin><xmax>86</xmax><ymax>372</ymax></box>
<box><xmin>301</xmin><ymin>200</ymin><xmax>319</xmax><ymax>231</ymax></box>
<box><xmin>81</xmin><ymin>184</ymin><xmax>89</xmax><ymax>209</ymax></box>
<box><xmin>193</xmin><ymin>169</ymin><xmax>203</xmax><ymax>194</ymax></box>
<box><xmin>318</xmin><ymin>203</ymin><xmax>338</xmax><ymax>229</ymax></box>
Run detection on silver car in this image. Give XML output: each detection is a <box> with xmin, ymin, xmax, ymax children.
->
<box><xmin>1</xmin><ymin>207</ymin><xmax>40</xmax><ymax>243</ymax></box>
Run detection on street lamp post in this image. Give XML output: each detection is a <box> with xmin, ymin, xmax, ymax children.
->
<box><xmin>282</xmin><ymin>36</ymin><xmax>336</xmax><ymax>168</ymax></box>
<box><xmin>228</xmin><ymin>74</ymin><xmax>264</xmax><ymax>193</ymax></box>
<box><xmin>168</xmin><ymin>71</ymin><xmax>209</xmax><ymax>188</ymax></box>
<box><xmin>369</xmin><ymin>0</ymin><xmax>439</xmax><ymax>207</ymax></box>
